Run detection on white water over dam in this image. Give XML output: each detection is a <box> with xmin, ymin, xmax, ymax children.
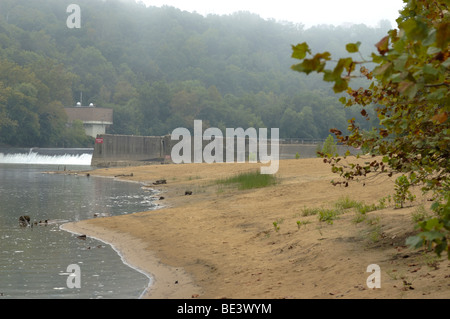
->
<box><xmin>0</xmin><ymin>148</ymin><xmax>93</xmax><ymax>166</ymax></box>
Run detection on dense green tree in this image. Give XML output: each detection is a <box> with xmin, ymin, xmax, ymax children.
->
<box><xmin>0</xmin><ymin>0</ymin><xmax>394</xmax><ymax>147</ymax></box>
<box><xmin>29</xmin><ymin>58</ymin><xmax>76</xmax><ymax>106</ymax></box>
<box><xmin>60</xmin><ymin>119</ymin><xmax>94</xmax><ymax>147</ymax></box>
<box><xmin>38</xmin><ymin>101</ymin><xmax>68</xmax><ymax>146</ymax></box>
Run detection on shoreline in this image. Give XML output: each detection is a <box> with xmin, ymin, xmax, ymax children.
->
<box><xmin>60</xmin><ymin>221</ymin><xmax>201</xmax><ymax>299</ymax></box>
<box><xmin>58</xmin><ymin>161</ymin><xmax>273</xmax><ymax>299</ymax></box>
<box><xmin>58</xmin><ymin>159</ymin><xmax>449</xmax><ymax>299</ymax></box>
<box><xmin>59</xmin><ymin>223</ymin><xmax>153</xmax><ymax>299</ymax></box>
<box><xmin>59</xmin><ymin>170</ymin><xmax>201</xmax><ymax>299</ymax></box>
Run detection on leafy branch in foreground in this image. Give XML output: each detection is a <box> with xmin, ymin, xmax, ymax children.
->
<box><xmin>406</xmin><ymin>193</ymin><xmax>450</xmax><ymax>258</ymax></box>
<box><xmin>291</xmin><ymin>0</ymin><xmax>449</xmax><ymax>258</ymax></box>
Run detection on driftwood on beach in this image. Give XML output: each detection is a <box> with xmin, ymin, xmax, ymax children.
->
<box><xmin>114</xmin><ymin>173</ymin><xmax>134</xmax><ymax>177</ymax></box>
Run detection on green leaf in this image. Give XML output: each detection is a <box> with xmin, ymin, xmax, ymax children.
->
<box><xmin>335</xmin><ymin>58</ymin><xmax>353</xmax><ymax>74</ymax></box>
<box><xmin>422</xmin><ymin>64</ymin><xmax>439</xmax><ymax>76</ymax></box>
<box><xmin>393</xmin><ymin>53</ymin><xmax>409</xmax><ymax>72</ymax></box>
<box><xmin>373</xmin><ymin>62</ymin><xmax>393</xmax><ymax>77</ymax></box>
<box><xmin>346</xmin><ymin>42</ymin><xmax>361</xmax><ymax>53</ymax></box>
<box><xmin>442</xmin><ymin>58</ymin><xmax>450</xmax><ymax>68</ymax></box>
<box><xmin>298</xmin><ymin>59</ymin><xmax>316</xmax><ymax>74</ymax></box>
<box><xmin>291</xmin><ymin>43</ymin><xmax>311</xmax><ymax>60</ymax></box>
<box><xmin>428</xmin><ymin>88</ymin><xmax>448</xmax><ymax>100</ymax></box>
<box><xmin>428</xmin><ymin>88</ymin><xmax>447</xmax><ymax>100</ymax></box>
<box><xmin>425</xmin><ymin>218</ymin><xmax>442</xmax><ymax>230</ymax></box>
<box><xmin>323</xmin><ymin>70</ymin><xmax>337</xmax><ymax>82</ymax></box>
<box><xmin>422</xmin><ymin>28</ymin><xmax>436</xmax><ymax>46</ymax></box>
<box><xmin>406</xmin><ymin>235</ymin><xmax>424</xmax><ymax>249</ymax></box>
<box><xmin>293</xmin><ymin>52</ymin><xmax>332</xmax><ymax>75</ymax></box>
<box><xmin>431</xmin><ymin>201</ymin><xmax>440</xmax><ymax>212</ymax></box>
<box><xmin>333</xmin><ymin>77</ymin><xmax>348</xmax><ymax>93</ymax></box>
<box><xmin>291</xmin><ymin>63</ymin><xmax>307</xmax><ymax>73</ymax></box>
<box><xmin>315</xmin><ymin>52</ymin><xmax>332</xmax><ymax>62</ymax></box>
<box><xmin>434</xmin><ymin>241</ymin><xmax>448</xmax><ymax>258</ymax></box>
<box><xmin>436</xmin><ymin>22</ymin><xmax>450</xmax><ymax>49</ymax></box>
<box><xmin>371</xmin><ymin>52</ymin><xmax>385</xmax><ymax>64</ymax></box>
<box><xmin>421</xmin><ymin>230</ymin><xmax>445</xmax><ymax>242</ymax></box>
<box><xmin>427</xmin><ymin>46</ymin><xmax>441</xmax><ymax>55</ymax></box>
<box><xmin>410</xmin><ymin>172</ymin><xmax>417</xmax><ymax>183</ymax></box>
<box><xmin>398</xmin><ymin>81</ymin><xmax>418</xmax><ymax>99</ymax></box>
<box><xmin>400</xmin><ymin>18</ymin><xmax>428</xmax><ymax>41</ymax></box>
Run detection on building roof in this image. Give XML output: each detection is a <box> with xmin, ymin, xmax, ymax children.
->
<box><xmin>65</xmin><ymin>107</ymin><xmax>113</xmax><ymax>124</ymax></box>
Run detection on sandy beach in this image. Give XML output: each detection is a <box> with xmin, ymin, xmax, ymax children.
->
<box><xmin>61</xmin><ymin>158</ymin><xmax>449</xmax><ymax>299</ymax></box>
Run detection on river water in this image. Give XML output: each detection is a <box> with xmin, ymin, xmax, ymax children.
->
<box><xmin>0</xmin><ymin>149</ymin><xmax>159</xmax><ymax>299</ymax></box>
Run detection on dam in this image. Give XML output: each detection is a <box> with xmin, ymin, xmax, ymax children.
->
<box><xmin>91</xmin><ymin>134</ymin><xmax>359</xmax><ymax>167</ymax></box>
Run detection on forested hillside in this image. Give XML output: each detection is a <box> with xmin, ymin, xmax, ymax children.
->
<box><xmin>0</xmin><ymin>0</ymin><xmax>391</xmax><ymax>147</ymax></box>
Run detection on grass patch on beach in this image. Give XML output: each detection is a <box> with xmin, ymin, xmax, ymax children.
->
<box><xmin>334</xmin><ymin>196</ymin><xmax>361</xmax><ymax>210</ymax></box>
<box><xmin>300</xmin><ymin>206</ymin><xmax>321</xmax><ymax>216</ymax></box>
<box><xmin>318</xmin><ymin>208</ymin><xmax>343</xmax><ymax>224</ymax></box>
<box><xmin>215</xmin><ymin>170</ymin><xmax>277</xmax><ymax>190</ymax></box>
<box><xmin>297</xmin><ymin>196</ymin><xmax>387</xmax><ymax>226</ymax></box>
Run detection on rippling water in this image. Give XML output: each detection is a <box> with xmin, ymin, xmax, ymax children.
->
<box><xmin>0</xmin><ymin>161</ymin><xmax>159</xmax><ymax>299</ymax></box>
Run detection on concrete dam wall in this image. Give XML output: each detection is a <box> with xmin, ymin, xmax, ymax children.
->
<box><xmin>91</xmin><ymin>134</ymin><xmax>359</xmax><ymax>167</ymax></box>
<box><xmin>92</xmin><ymin>134</ymin><xmax>172</xmax><ymax>166</ymax></box>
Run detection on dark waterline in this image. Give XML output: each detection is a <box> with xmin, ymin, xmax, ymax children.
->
<box><xmin>0</xmin><ymin>161</ymin><xmax>159</xmax><ymax>299</ymax></box>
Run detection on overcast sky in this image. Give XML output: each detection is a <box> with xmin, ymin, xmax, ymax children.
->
<box><xmin>138</xmin><ymin>0</ymin><xmax>405</xmax><ymax>28</ymax></box>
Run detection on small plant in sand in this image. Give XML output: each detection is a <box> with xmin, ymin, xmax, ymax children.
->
<box><xmin>377</xmin><ymin>197</ymin><xmax>387</xmax><ymax>210</ymax></box>
<box><xmin>368</xmin><ymin>224</ymin><xmax>382</xmax><ymax>243</ymax></box>
<box><xmin>355</xmin><ymin>202</ymin><xmax>379</xmax><ymax>214</ymax></box>
<box><xmin>296</xmin><ymin>220</ymin><xmax>311</xmax><ymax>230</ymax></box>
<box><xmin>352</xmin><ymin>211</ymin><xmax>367</xmax><ymax>224</ymax></box>
<box><xmin>320</xmin><ymin>134</ymin><xmax>338</xmax><ymax>157</ymax></box>
<box><xmin>273</xmin><ymin>221</ymin><xmax>280</xmax><ymax>232</ymax></box>
<box><xmin>350</xmin><ymin>200</ymin><xmax>383</xmax><ymax>225</ymax></box>
<box><xmin>335</xmin><ymin>196</ymin><xmax>382</xmax><ymax>213</ymax></box>
<box><xmin>334</xmin><ymin>196</ymin><xmax>360</xmax><ymax>210</ymax></box>
<box><xmin>356</xmin><ymin>214</ymin><xmax>382</xmax><ymax>243</ymax></box>
<box><xmin>301</xmin><ymin>206</ymin><xmax>320</xmax><ymax>217</ymax></box>
<box><xmin>420</xmin><ymin>252</ymin><xmax>440</xmax><ymax>270</ymax></box>
<box><xmin>318</xmin><ymin>208</ymin><xmax>342</xmax><ymax>225</ymax></box>
<box><xmin>393</xmin><ymin>175</ymin><xmax>416</xmax><ymax>208</ymax></box>
<box><xmin>272</xmin><ymin>218</ymin><xmax>284</xmax><ymax>232</ymax></box>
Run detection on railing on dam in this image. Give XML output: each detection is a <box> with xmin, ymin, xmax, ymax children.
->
<box><xmin>279</xmin><ymin>138</ymin><xmax>326</xmax><ymax>144</ymax></box>
<box><xmin>91</xmin><ymin>134</ymin><xmax>358</xmax><ymax>167</ymax></box>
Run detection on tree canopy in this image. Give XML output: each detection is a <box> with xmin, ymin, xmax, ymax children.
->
<box><xmin>0</xmin><ymin>0</ymin><xmax>391</xmax><ymax>147</ymax></box>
